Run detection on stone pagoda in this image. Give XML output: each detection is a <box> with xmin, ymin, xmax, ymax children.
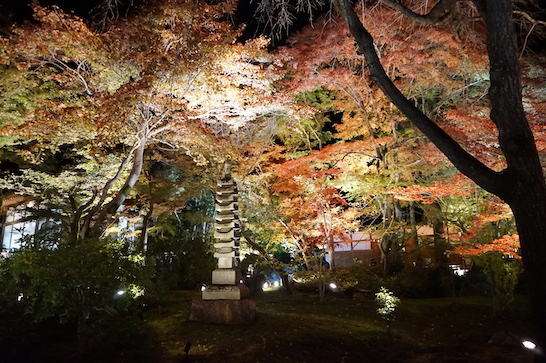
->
<box><xmin>188</xmin><ymin>164</ymin><xmax>255</xmax><ymax>324</ymax></box>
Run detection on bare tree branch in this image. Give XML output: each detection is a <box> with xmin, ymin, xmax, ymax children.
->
<box><xmin>379</xmin><ymin>0</ymin><xmax>458</xmax><ymax>24</ymax></box>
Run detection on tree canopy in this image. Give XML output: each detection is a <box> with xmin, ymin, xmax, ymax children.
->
<box><xmin>0</xmin><ymin>0</ymin><xmax>293</xmax><ymax>241</ymax></box>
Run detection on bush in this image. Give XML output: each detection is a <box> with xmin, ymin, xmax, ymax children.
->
<box><xmin>389</xmin><ymin>266</ymin><xmax>448</xmax><ymax>298</ymax></box>
<box><xmin>472</xmin><ymin>252</ymin><xmax>523</xmax><ymax>314</ymax></box>
<box><xmin>330</xmin><ymin>266</ymin><xmax>385</xmax><ymax>293</ymax></box>
<box><xmin>292</xmin><ymin>265</ymin><xmax>385</xmax><ymax>295</ymax></box>
<box><xmin>0</xmin><ymin>237</ymin><xmax>154</xmax><ymax>353</ymax></box>
<box><xmin>375</xmin><ymin>287</ymin><xmax>400</xmax><ymax>336</ymax></box>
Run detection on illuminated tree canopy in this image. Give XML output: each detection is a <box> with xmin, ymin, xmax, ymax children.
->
<box><xmin>0</xmin><ymin>0</ymin><xmax>292</xmax><ymax>241</ymax></box>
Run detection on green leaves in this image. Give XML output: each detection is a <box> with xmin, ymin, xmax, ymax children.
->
<box><xmin>473</xmin><ymin>251</ymin><xmax>523</xmax><ymax>315</ymax></box>
<box><xmin>375</xmin><ymin>286</ymin><xmax>400</xmax><ymax>322</ymax></box>
<box><xmin>1</xmin><ymin>237</ymin><xmax>152</xmax><ymax>324</ymax></box>
<box><xmin>0</xmin><ymin>65</ymin><xmax>63</xmax><ymax>147</ymax></box>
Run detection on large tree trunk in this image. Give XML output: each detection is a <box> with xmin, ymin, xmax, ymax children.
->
<box><xmin>509</xmin><ymin>191</ymin><xmax>546</xmax><ymax>359</ymax></box>
<box><xmin>479</xmin><ymin>1</ymin><xmax>546</xmax><ymax>354</ymax></box>
<box><xmin>334</xmin><ymin>0</ymin><xmax>546</xmax><ymax>355</ymax></box>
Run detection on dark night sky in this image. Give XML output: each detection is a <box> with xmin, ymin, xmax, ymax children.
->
<box><xmin>0</xmin><ymin>1</ymin><xmax>159</xmax><ymax>31</ymax></box>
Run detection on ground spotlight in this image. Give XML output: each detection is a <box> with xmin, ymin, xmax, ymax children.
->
<box><xmin>522</xmin><ymin>339</ymin><xmax>543</xmax><ymax>355</ymax></box>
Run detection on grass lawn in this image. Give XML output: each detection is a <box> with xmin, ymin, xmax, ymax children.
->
<box><xmin>3</xmin><ymin>290</ymin><xmax>537</xmax><ymax>363</ymax></box>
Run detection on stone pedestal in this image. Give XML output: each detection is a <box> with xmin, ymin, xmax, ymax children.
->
<box><xmin>202</xmin><ymin>284</ymin><xmax>249</xmax><ymax>300</ymax></box>
<box><xmin>188</xmin><ymin>298</ymin><xmax>256</xmax><ymax>325</ymax></box>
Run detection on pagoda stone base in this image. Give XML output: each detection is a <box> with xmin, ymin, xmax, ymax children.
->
<box><xmin>188</xmin><ymin>298</ymin><xmax>256</xmax><ymax>325</ymax></box>
<box><xmin>202</xmin><ymin>284</ymin><xmax>249</xmax><ymax>300</ymax></box>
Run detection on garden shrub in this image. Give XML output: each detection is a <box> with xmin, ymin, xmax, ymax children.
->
<box><xmin>389</xmin><ymin>266</ymin><xmax>447</xmax><ymax>298</ymax></box>
<box><xmin>292</xmin><ymin>265</ymin><xmax>385</xmax><ymax>295</ymax></box>
<box><xmin>0</xmin><ymin>236</ymin><xmax>155</xmax><ymax>354</ymax></box>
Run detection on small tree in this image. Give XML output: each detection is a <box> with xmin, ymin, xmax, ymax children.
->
<box><xmin>375</xmin><ymin>286</ymin><xmax>400</xmax><ymax>337</ymax></box>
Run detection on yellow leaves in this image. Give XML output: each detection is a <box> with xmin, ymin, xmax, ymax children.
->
<box><xmin>0</xmin><ymin>0</ymin><xmax>295</xmax><ymax>169</ymax></box>
<box><xmin>17</xmin><ymin>102</ymin><xmax>98</xmax><ymax>151</ymax></box>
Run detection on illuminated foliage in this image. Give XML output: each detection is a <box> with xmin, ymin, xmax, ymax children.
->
<box><xmin>454</xmin><ymin>234</ymin><xmax>520</xmax><ymax>259</ymax></box>
<box><xmin>0</xmin><ymin>0</ymin><xmax>291</xmax><ymax>241</ymax></box>
<box><xmin>454</xmin><ymin>234</ymin><xmax>523</xmax><ymax>314</ymax></box>
<box><xmin>242</xmin><ymin>5</ymin><xmax>545</xmax><ymax>321</ymax></box>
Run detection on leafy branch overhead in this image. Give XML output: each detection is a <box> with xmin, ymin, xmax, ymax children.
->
<box><xmin>0</xmin><ymin>0</ymin><xmax>293</xmax><ymax>241</ymax></box>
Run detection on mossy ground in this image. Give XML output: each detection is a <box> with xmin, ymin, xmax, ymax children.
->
<box><xmin>3</xmin><ymin>290</ymin><xmax>536</xmax><ymax>363</ymax></box>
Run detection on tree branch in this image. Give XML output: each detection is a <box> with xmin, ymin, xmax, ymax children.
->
<box><xmin>90</xmin><ymin>138</ymin><xmax>146</xmax><ymax>238</ymax></box>
<box><xmin>333</xmin><ymin>0</ymin><xmax>507</xmax><ymax>197</ymax></box>
<box><xmin>81</xmin><ymin>147</ymin><xmax>135</xmax><ymax>238</ymax></box>
<box><xmin>379</xmin><ymin>0</ymin><xmax>458</xmax><ymax>24</ymax></box>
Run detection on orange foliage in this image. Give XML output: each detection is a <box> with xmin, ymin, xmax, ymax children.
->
<box><xmin>388</xmin><ymin>173</ymin><xmax>477</xmax><ymax>203</ymax></box>
<box><xmin>450</xmin><ymin>199</ymin><xmax>513</xmax><ymax>243</ymax></box>
<box><xmin>273</xmin><ymin>2</ymin><xmax>498</xmax><ymax>194</ymax></box>
<box><xmin>441</xmin><ymin>109</ymin><xmax>506</xmax><ymax>170</ymax></box>
<box><xmin>264</xmin><ymin>145</ymin><xmax>361</xmax><ymax>253</ymax></box>
<box><xmin>454</xmin><ymin>234</ymin><xmax>521</xmax><ymax>259</ymax></box>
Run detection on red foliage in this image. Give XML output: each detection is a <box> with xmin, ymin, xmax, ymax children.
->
<box><xmin>388</xmin><ymin>173</ymin><xmax>477</xmax><ymax>203</ymax></box>
<box><xmin>454</xmin><ymin>234</ymin><xmax>521</xmax><ymax>259</ymax></box>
